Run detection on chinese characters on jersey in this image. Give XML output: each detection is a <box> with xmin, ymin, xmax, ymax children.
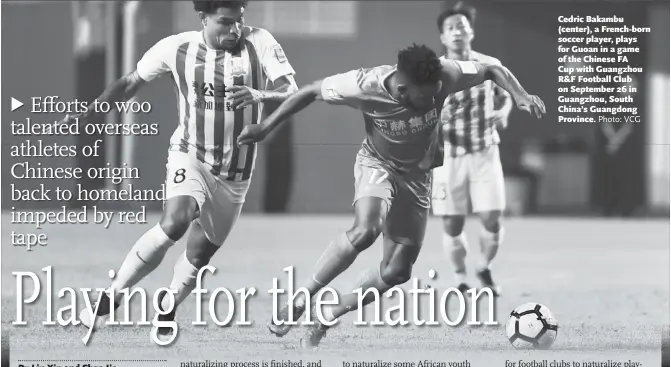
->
<box><xmin>192</xmin><ymin>81</ymin><xmax>233</xmax><ymax>111</ymax></box>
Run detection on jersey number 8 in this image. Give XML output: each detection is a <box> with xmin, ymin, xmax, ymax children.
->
<box><xmin>173</xmin><ymin>168</ymin><xmax>186</xmax><ymax>184</ymax></box>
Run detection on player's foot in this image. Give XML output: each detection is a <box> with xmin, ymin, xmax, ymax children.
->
<box><xmin>299</xmin><ymin>308</ymin><xmax>329</xmax><ymax>349</ymax></box>
<box><xmin>268</xmin><ymin>303</ymin><xmax>305</xmax><ymax>337</ymax></box>
<box><xmin>151</xmin><ymin>291</ymin><xmax>178</xmax><ymax>342</ymax></box>
<box><xmin>476</xmin><ymin>269</ymin><xmax>501</xmax><ymax>296</ymax></box>
<box><xmin>79</xmin><ymin>291</ymin><xmax>120</xmax><ymax>332</ymax></box>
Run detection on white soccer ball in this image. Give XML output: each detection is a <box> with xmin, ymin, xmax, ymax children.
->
<box><xmin>505</xmin><ymin>302</ymin><xmax>558</xmax><ymax>349</ymax></box>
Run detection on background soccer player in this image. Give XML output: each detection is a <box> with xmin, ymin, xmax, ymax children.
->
<box><xmin>238</xmin><ymin>44</ymin><xmax>545</xmax><ymax>348</ymax></box>
<box><xmin>431</xmin><ymin>3</ymin><xmax>513</xmax><ymax>296</ymax></box>
<box><xmin>64</xmin><ymin>0</ymin><xmax>298</xmax><ymax>339</ymax></box>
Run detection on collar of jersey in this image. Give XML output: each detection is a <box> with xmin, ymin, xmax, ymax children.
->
<box><xmin>440</xmin><ymin>52</ymin><xmax>478</xmax><ymax>61</ymax></box>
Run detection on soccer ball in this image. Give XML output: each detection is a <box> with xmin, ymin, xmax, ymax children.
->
<box><xmin>506</xmin><ymin>302</ymin><xmax>558</xmax><ymax>349</ymax></box>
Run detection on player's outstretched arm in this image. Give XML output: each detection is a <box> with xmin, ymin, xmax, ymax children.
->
<box><xmin>237</xmin><ymin>80</ymin><xmax>322</xmax><ymax>145</ymax></box>
<box><xmin>227</xmin><ymin>75</ymin><xmax>298</xmax><ymax>110</ymax></box>
<box><xmin>443</xmin><ymin>59</ymin><xmax>545</xmax><ymax>119</ymax></box>
<box><xmin>61</xmin><ymin>34</ymin><xmax>177</xmax><ymax>124</ymax></box>
<box><xmin>60</xmin><ymin>70</ymin><xmax>148</xmax><ymax>124</ymax></box>
<box><xmin>482</xmin><ymin>64</ymin><xmax>546</xmax><ymax>118</ymax></box>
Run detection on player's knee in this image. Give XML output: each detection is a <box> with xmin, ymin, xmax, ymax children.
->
<box><xmin>185</xmin><ymin>253</ymin><xmax>211</xmax><ymax>269</ymax></box>
<box><xmin>348</xmin><ymin>223</ymin><xmax>383</xmax><ymax>251</ymax></box>
<box><xmin>379</xmin><ymin>262</ymin><xmax>412</xmax><ymax>286</ymax></box>
<box><xmin>160</xmin><ymin>202</ymin><xmax>198</xmax><ymax>240</ymax></box>
<box><xmin>160</xmin><ymin>213</ymin><xmax>192</xmax><ymax>241</ymax></box>
<box><xmin>479</xmin><ymin>211</ymin><xmax>502</xmax><ymax>233</ymax></box>
<box><xmin>185</xmin><ymin>244</ymin><xmax>217</xmax><ymax>269</ymax></box>
<box><xmin>183</xmin><ymin>222</ymin><xmax>220</xmax><ymax>269</ymax></box>
<box><xmin>442</xmin><ymin>215</ymin><xmax>465</xmax><ymax>237</ymax></box>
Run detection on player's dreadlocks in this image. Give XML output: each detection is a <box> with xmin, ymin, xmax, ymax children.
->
<box><xmin>396</xmin><ymin>44</ymin><xmax>443</xmax><ymax>85</ymax></box>
<box><xmin>436</xmin><ymin>1</ymin><xmax>476</xmax><ymax>32</ymax></box>
<box><xmin>192</xmin><ymin>0</ymin><xmax>249</xmax><ymax>14</ymax></box>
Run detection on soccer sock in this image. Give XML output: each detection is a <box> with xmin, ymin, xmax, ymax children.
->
<box><xmin>442</xmin><ymin>232</ymin><xmax>469</xmax><ymax>284</ymax></box>
<box><xmin>161</xmin><ymin>251</ymin><xmax>199</xmax><ymax>311</ymax></box>
<box><xmin>296</xmin><ymin>233</ymin><xmax>359</xmax><ymax>308</ymax></box>
<box><xmin>321</xmin><ymin>266</ymin><xmax>392</xmax><ymax>322</ymax></box>
<box><xmin>477</xmin><ymin>226</ymin><xmax>504</xmax><ymax>271</ymax></box>
<box><xmin>110</xmin><ymin>224</ymin><xmax>175</xmax><ymax>301</ymax></box>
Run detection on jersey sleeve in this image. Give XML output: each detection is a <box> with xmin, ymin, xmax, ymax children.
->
<box><xmin>254</xmin><ymin>29</ymin><xmax>296</xmax><ymax>83</ymax></box>
<box><xmin>440</xmin><ymin>59</ymin><xmax>488</xmax><ymax>94</ymax></box>
<box><xmin>319</xmin><ymin>69</ymin><xmax>365</xmax><ymax>107</ymax></box>
<box><xmin>136</xmin><ymin>36</ymin><xmax>175</xmax><ymax>82</ymax></box>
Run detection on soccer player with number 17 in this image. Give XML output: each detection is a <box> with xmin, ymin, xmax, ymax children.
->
<box><xmin>238</xmin><ymin>43</ymin><xmax>545</xmax><ymax>348</ymax></box>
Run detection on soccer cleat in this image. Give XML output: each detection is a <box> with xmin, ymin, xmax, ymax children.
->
<box><xmin>79</xmin><ymin>291</ymin><xmax>120</xmax><ymax>332</ymax></box>
<box><xmin>476</xmin><ymin>269</ymin><xmax>501</xmax><ymax>296</ymax></box>
<box><xmin>268</xmin><ymin>303</ymin><xmax>305</xmax><ymax>337</ymax></box>
<box><xmin>299</xmin><ymin>308</ymin><xmax>329</xmax><ymax>349</ymax></box>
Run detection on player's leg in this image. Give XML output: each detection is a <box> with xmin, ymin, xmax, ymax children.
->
<box><xmin>81</xmin><ymin>153</ymin><xmax>205</xmax><ymax>329</ymax></box>
<box><xmin>301</xmin><ymin>237</ymin><xmax>420</xmax><ymax>348</ymax></box>
<box><xmin>470</xmin><ymin>145</ymin><xmax>506</xmax><ymax>295</ymax></box>
<box><xmin>299</xmin><ymin>180</ymin><xmax>428</xmax><ymax>348</ymax></box>
<box><xmin>153</xmin><ymin>180</ymin><xmax>247</xmax><ymax>339</ymax></box>
<box><xmin>442</xmin><ymin>215</ymin><xmax>469</xmax><ymax>291</ymax></box>
<box><xmin>151</xmin><ymin>222</ymin><xmax>218</xmax><ymax>339</ymax></box>
<box><xmin>110</xmin><ymin>196</ymin><xmax>200</xmax><ymax>298</ymax></box>
<box><xmin>474</xmin><ymin>210</ymin><xmax>503</xmax><ymax>293</ymax></box>
<box><xmin>270</xmin><ymin>197</ymin><xmax>389</xmax><ymax>335</ymax></box>
<box><xmin>304</xmin><ymin>196</ymin><xmax>388</xmax><ymax>295</ymax></box>
<box><xmin>269</xmin><ymin>157</ymin><xmax>393</xmax><ymax>337</ymax></box>
<box><xmin>111</xmin><ymin>154</ymin><xmax>205</xmax><ymax>295</ymax></box>
<box><xmin>431</xmin><ymin>155</ymin><xmax>471</xmax><ymax>291</ymax></box>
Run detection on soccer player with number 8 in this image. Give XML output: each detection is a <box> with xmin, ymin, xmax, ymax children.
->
<box><xmin>62</xmin><ymin>0</ymin><xmax>298</xmax><ymax>342</ymax></box>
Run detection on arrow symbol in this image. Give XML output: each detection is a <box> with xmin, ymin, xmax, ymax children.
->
<box><xmin>11</xmin><ymin>97</ymin><xmax>23</xmax><ymax>111</ymax></box>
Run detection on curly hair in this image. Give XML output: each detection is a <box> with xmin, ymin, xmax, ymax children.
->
<box><xmin>436</xmin><ymin>1</ymin><xmax>476</xmax><ymax>33</ymax></box>
<box><xmin>397</xmin><ymin>44</ymin><xmax>443</xmax><ymax>85</ymax></box>
<box><xmin>192</xmin><ymin>1</ymin><xmax>249</xmax><ymax>14</ymax></box>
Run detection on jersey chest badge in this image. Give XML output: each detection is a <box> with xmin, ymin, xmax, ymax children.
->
<box><xmin>227</xmin><ymin>57</ymin><xmax>247</xmax><ymax>78</ymax></box>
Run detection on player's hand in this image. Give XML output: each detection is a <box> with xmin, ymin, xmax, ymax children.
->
<box><xmin>226</xmin><ymin>85</ymin><xmax>263</xmax><ymax>110</ymax></box>
<box><xmin>516</xmin><ymin>94</ymin><xmax>546</xmax><ymax>119</ymax></box>
<box><xmin>237</xmin><ymin>124</ymin><xmax>268</xmax><ymax>146</ymax></box>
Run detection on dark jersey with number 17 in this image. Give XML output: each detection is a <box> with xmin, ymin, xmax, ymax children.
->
<box><xmin>319</xmin><ymin>59</ymin><xmax>487</xmax><ymax>175</ymax></box>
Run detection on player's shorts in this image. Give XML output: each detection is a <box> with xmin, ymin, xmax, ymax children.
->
<box><xmin>164</xmin><ymin>151</ymin><xmax>250</xmax><ymax>247</ymax></box>
<box><xmin>431</xmin><ymin>144</ymin><xmax>505</xmax><ymax>216</ymax></box>
<box><xmin>353</xmin><ymin>153</ymin><xmax>430</xmax><ymax>247</ymax></box>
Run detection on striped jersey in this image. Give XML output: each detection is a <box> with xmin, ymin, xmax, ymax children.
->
<box><xmin>320</xmin><ymin>59</ymin><xmax>488</xmax><ymax>175</ymax></box>
<box><xmin>136</xmin><ymin>27</ymin><xmax>295</xmax><ymax>181</ymax></box>
<box><xmin>440</xmin><ymin>52</ymin><xmax>512</xmax><ymax>157</ymax></box>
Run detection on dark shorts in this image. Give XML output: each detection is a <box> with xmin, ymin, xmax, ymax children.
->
<box><xmin>353</xmin><ymin>153</ymin><xmax>431</xmax><ymax>247</ymax></box>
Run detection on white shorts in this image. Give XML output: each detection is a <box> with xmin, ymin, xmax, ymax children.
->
<box><xmin>164</xmin><ymin>151</ymin><xmax>250</xmax><ymax>246</ymax></box>
<box><xmin>431</xmin><ymin>145</ymin><xmax>505</xmax><ymax>216</ymax></box>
